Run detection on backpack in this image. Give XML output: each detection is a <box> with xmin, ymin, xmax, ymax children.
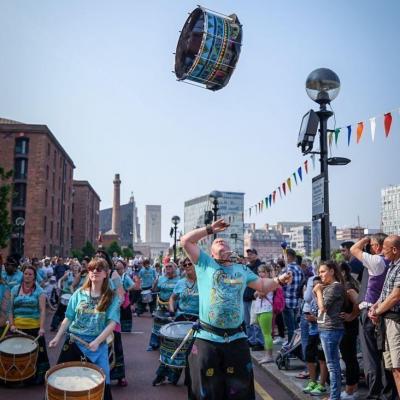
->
<box><xmin>272</xmin><ymin>287</ymin><xmax>285</xmax><ymax>314</ymax></box>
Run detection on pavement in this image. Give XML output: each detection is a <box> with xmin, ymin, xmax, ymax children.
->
<box><xmin>250</xmin><ymin>342</ymin><xmax>369</xmax><ymax>400</ymax></box>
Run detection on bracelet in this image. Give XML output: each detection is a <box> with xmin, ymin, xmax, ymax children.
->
<box><xmin>206</xmin><ymin>225</ymin><xmax>214</xmax><ymax>235</ymax></box>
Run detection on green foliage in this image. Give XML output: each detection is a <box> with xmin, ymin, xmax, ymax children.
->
<box><xmin>122</xmin><ymin>247</ymin><xmax>134</xmax><ymax>259</ymax></box>
<box><xmin>81</xmin><ymin>241</ymin><xmax>96</xmax><ymax>258</ymax></box>
<box><xmin>71</xmin><ymin>248</ymin><xmax>83</xmax><ymax>260</ymax></box>
<box><xmin>107</xmin><ymin>241</ymin><xmax>121</xmax><ymax>257</ymax></box>
<box><xmin>332</xmin><ymin>249</ymin><xmax>344</xmax><ymax>263</ymax></box>
<box><xmin>0</xmin><ymin>167</ymin><xmax>13</xmax><ymax>249</ymax></box>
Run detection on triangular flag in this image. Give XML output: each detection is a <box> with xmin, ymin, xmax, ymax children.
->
<box><xmin>297</xmin><ymin>166</ymin><xmax>303</xmax><ymax>181</ymax></box>
<box><xmin>304</xmin><ymin>160</ymin><xmax>308</xmax><ymax>174</ymax></box>
<box><xmin>269</xmin><ymin>194</ymin><xmax>272</xmax><ymax>206</ymax></box>
<box><xmin>293</xmin><ymin>172</ymin><xmax>297</xmax><ymax>185</ymax></box>
<box><xmin>272</xmin><ymin>191</ymin><xmax>276</xmax><ymax>203</ymax></box>
<box><xmin>334</xmin><ymin>128</ymin><xmax>340</xmax><ymax>145</ymax></box>
<box><xmin>287</xmin><ymin>177</ymin><xmax>292</xmax><ymax>192</ymax></box>
<box><xmin>278</xmin><ymin>187</ymin><xmax>282</xmax><ymax>198</ymax></box>
<box><xmin>282</xmin><ymin>182</ymin><xmax>286</xmax><ymax>196</ymax></box>
<box><xmin>265</xmin><ymin>197</ymin><xmax>268</xmax><ymax>208</ymax></box>
<box><xmin>310</xmin><ymin>154</ymin><xmax>316</xmax><ymax>170</ymax></box>
<box><xmin>347</xmin><ymin>125</ymin><xmax>352</xmax><ymax>146</ymax></box>
<box><xmin>384</xmin><ymin>113</ymin><xmax>392</xmax><ymax>137</ymax></box>
<box><xmin>249</xmin><ymin>208</ymin><xmax>251</xmax><ymax>216</ymax></box>
<box><xmin>356</xmin><ymin>122</ymin><xmax>364</xmax><ymax>144</ymax></box>
<box><xmin>328</xmin><ymin>131</ymin><xmax>333</xmax><ymax>148</ymax></box>
<box><xmin>370</xmin><ymin>117</ymin><xmax>376</xmax><ymax>142</ymax></box>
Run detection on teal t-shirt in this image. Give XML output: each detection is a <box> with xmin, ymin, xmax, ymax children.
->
<box><xmin>139</xmin><ymin>267</ymin><xmax>156</xmax><ymax>289</ymax></box>
<box><xmin>121</xmin><ymin>273</ymin><xmax>134</xmax><ymax>291</ymax></box>
<box><xmin>195</xmin><ymin>250</ymin><xmax>258</xmax><ymax>343</ymax></box>
<box><xmin>11</xmin><ymin>284</ymin><xmax>44</xmax><ymax>328</ymax></box>
<box><xmin>0</xmin><ymin>283</ymin><xmax>11</xmax><ymax>322</ymax></box>
<box><xmin>2</xmin><ymin>270</ymin><xmax>23</xmax><ymax>289</ymax></box>
<box><xmin>157</xmin><ymin>275</ymin><xmax>180</xmax><ymax>301</ymax></box>
<box><xmin>173</xmin><ymin>278</ymin><xmax>199</xmax><ymax>317</ymax></box>
<box><xmin>66</xmin><ymin>288</ymin><xmax>120</xmax><ymax>339</ymax></box>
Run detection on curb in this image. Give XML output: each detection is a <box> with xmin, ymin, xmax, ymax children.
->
<box><xmin>251</xmin><ymin>352</ymin><xmax>310</xmax><ymax>400</ymax></box>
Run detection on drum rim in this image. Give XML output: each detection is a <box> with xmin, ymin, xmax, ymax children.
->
<box><xmin>0</xmin><ymin>334</ymin><xmax>38</xmax><ymax>356</ymax></box>
<box><xmin>159</xmin><ymin>321</ymin><xmax>194</xmax><ymax>339</ymax></box>
<box><xmin>45</xmin><ymin>361</ymin><xmax>105</xmax><ymax>394</ymax></box>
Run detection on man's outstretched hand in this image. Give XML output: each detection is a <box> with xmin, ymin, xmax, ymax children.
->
<box><xmin>211</xmin><ymin>219</ymin><xmax>230</xmax><ymax>233</ymax></box>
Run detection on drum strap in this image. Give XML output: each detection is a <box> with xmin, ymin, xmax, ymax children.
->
<box><xmin>199</xmin><ymin>321</ymin><xmax>245</xmax><ymax>338</ymax></box>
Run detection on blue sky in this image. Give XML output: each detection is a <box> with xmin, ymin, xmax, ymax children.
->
<box><xmin>1</xmin><ymin>1</ymin><xmax>399</xmax><ymax>242</ymax></box>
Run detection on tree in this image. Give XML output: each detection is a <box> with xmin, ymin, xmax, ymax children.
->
<box><xmin>81</xmin><ymin>241</ymin><xmax>96</xmax><ymax>258</ymax></box>
<box><xmin>122</xmin><ymin>247</ymin><xmax>133</xmax><ymax>259</ymax></box>
<box><xmin>71</xmin><ymin>248</ymin><xmax>83</xmax><ymax>260</ymax></box>
<box><xmin>107</xmin><ymin>241</ymin><xmax>121</xmax><ymax>257</ymax></box>
<box><xmin>0</xmin><ymin>167</ymin><xmax>13</xmax><ymax>249</ymax></box>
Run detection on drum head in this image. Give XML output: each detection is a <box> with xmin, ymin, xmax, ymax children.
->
<box><xmin>0</xmin><ymin>336</ymin><xmax>37</xmax><ymax>355</ymax></box>
<box><xmin>47</xmin><ymin>364</ymin><xmax>104</xmax><ymax>391</ymax></box>
<box><xmin>159</xmin><ymin>321</ymin><xmax>194</xmax><ymax>339</ymax></box>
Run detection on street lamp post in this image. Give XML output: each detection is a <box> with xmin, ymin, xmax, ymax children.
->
<box><xmin>305</xmin><ymin>68</ymin><xmax>341</xmax><ymax>261</ymax></box>
<box><xmin>209</xmin><ymin>190</ymin><xmax>222</xmax><ymax>239</ymax></box>
<box><xmin>171</xmin><ymin>215</ymin><xmax>180</xmax><ymax>263</ymax></box>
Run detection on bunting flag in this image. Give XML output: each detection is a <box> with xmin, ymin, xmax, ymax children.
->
<box><xmin>297</xmin><ymin>166</ymin><xmax>303</xmax><ymax>181</ymax></box>
<box><xmin>304</xmin><ymin>160</ymin><xmax>308</xmax><ymax>174</ymax></box>
<box><xmin>265</xmin><ymin>197</ymin><xmax>268</xmax><ymax>208</ymax></box>
<box><xmin>293</xmin><ymin>172</ymin><xmax>297</xmax><ymax>185</ymax></box>
<box><xmin>334</xmin><ymin>128</ymin><xmax>340</xmax><ymax>145</ymax></box>
<box><xmin>370</xmin><ymin>117</ymin><xmax>376</xmax><ymax>142</ymax></box>
<box><xmin>282</xmin><ymin>182</ymin><xmax>286</xmax><ymax>196</ymax></box>
<box><xmin>278</xmin><ymin>187</ymin><xmax>282</xmax><ymax>198</ymax></box>
<box><xmin>328</xmin><ymin>131</ymin><xmax>333</xmax><ymax>148</ymax></box>
<box><xmin>287</xmin><ymin>177</ymin><xmax>292</xmax><ymax>192</ymax></box>
<box><xmin>249</xmin><ymin>207</ymin><xmax>251</xmax><ymax>216</ymax></box>
<box><xmin>272</xmin><ymin>191</ymin><xmax>276</xmax><ymax>203</ymax></box>
<box><xmin>347</xmin><ymin>125</ymin><xmax>352</xmax><ymax>146</ymax></box>
<box><xmin>384</xmin><ymin>112</ymin><xmax>392</xmax><ymax>137</ymax></box>
<box><xmin>269</xmin><ymin>194</ymin><xmax>272</xmax><ymax>206</ymax></box>
<box><xmin>356</xmin><ymin>122</ymin><xmax>364</xmax><ymax>144</ymax></box>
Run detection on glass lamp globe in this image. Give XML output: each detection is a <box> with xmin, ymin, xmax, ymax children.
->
<box><xmin>306</xmin><ymin>68</ymin><xmax>340</xmax><ymax>104</ymax></box>
<box><xmin>209</xmin><ymin>190</ymin><xmax>222</xmax><ymax>201</ymax></box>
<box><xmin>171</xmin><ymin>215</ymin><xmax>180</xmax><ymax>225</ymax></box>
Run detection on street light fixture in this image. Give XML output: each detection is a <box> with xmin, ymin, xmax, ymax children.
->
<box><xmin>171</xmin><ymin>215</ymin><xmax>180</xmax><ymax>263</ymax></box>
<box><xmin>209</xmin><ymin>190</ymin><xmax>222</xmax><ymax>239</ymax></box>
<box><xmin>302</xmin><ymin>68</ymin><xmax>343</xmax><ymax>261</ymax></box>
<box><xmin>15</xmin><ymin>217</ymin><xmax>25</xmax><ymax>258</ymax></box>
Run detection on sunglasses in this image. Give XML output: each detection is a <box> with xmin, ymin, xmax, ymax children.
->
<box><xmin>183</xmin><ymin>262</ymin><xmax>193</xmax><ymax>267</ymax></box>
<box><xmin>88</xmin><ymin>265</ymin><xmax>106</xmax><ymax>272</ymax></box>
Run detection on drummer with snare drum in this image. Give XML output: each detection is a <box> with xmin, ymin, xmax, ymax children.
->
<box><xmin>137</xmin><ymin>258</ymin><xmax>157</xmax><ymax>316</ymax></box>
<box><xmin>49</xmin><ymin>257</ymin><xmax>120</xmax><ymax>400</ymax></box>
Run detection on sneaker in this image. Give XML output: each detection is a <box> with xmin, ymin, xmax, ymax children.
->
<box><xmin>341</xmin><ymin>391</ymin><xmax>356</xmax><ymax>399</ymax></box>
<box><xmin>146</xmin><ymin>346</ymin><xmax>155</xmax><ymax>351</ymax></box>
<box><xmin>273</xmin><ymin>337</ymin><xmax>284</xmax><ymax>345</ymax></box>
<box><xmin>152</xmin><ymin>375</ymin><xmax>166</xmax><ymax>386</ymax></box>
<box><xmin>303</xmin><ymin>381</ymin><xmax>318</xmax><ymax>393</ymax></box>
<box><xmin>310</xmin><ymin>383</ymin><xmax>327</xmax><ymax>396</ymax></box>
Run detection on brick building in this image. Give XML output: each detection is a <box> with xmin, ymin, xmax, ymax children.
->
<box><xmin>0</xmin><ymin>118</ymin><xmax>75</xmax><ymax>258</ymax></box>
<box><xmin>71</xmin><ymin>180</ymin><xmax>100</xmax><ymax>251</ymax></box>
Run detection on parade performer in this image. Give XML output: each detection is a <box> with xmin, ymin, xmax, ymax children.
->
<box><xmin>1</xmin><ymin>256</ymin><xmax>23</xmax><ymax>289</ymax></box>
<box><xmin>0</xmin><ymin>274</ymin><xmax>10</xmax><ymax>338</ymax></box>
<box><xmin>152</xmin><ymin>257</ymin><xmax>199</xmax><ymax>386</ymax></box>
<box><xmin>181</xmin><ymin>219</ymin><xmax>292</xmax><ymax>400</ymax></box>
<box><xmin>148</xmin><ymin>262</ymin><xmax>180</xmax><ymax>351</ymax></box>
<box><xmin>137</xmin><ymin>258</ymin><xmax>157</xmax><ymax>316</ymax></box>
<box><xmin>9</xmin><ymin>265</ymin><xmax>50</xmax><ymax>384</ymax></box>
<box><xmin>115</xmin><ymin>260</ymin><xmax>135</xmax><ymax>332</ymax></box>
<box><xmin>49</xmin><ymin>257</ymin><xmax>120</xmax><ymax>400</ymax></box>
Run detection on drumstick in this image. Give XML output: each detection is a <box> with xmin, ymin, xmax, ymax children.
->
<box><xmin>0</xmin><ymin>322</ymin><xmax>10</xmax><ymax>340</ymax></box>
<box><xmin>170</xmin><ymin>327</ymin><xmax>194</xmax><ymax>361</ymax></box>
<box><xmin>13</xmin><ymin>328</ymin><xmax>32</xmax><ymax>337</ymax></box>
<box><xmin>69</xmin><ymin>333</ymin><xmax>90</xmax><ymax>348</ymax></box>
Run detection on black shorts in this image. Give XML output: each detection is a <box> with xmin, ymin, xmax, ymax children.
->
<box><xmin>305</xmin><ymin>334</ymin><xmax>325</xmax><ymax>363</ymax></box>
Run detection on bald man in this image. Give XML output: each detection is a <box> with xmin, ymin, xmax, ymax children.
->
<box><xmin>369</xmin><ymin>235</ymin><xmax>400</xmax><ymax>397</ymax></box>
<box><xmin>181</xmin><ymin>219</ymin><xmax>292</xmax><ymax>400</ymax></box>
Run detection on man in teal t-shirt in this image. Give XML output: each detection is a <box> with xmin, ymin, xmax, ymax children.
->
<box><xmin>181</xmin><ymin>219</ymin><xmax>292</xmax><ymax>400</ymax></box>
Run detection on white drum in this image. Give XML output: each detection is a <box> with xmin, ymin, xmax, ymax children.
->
<box><xmin>60</xmin><ymin>293</ymin><xmax>72</xmax><ymax>306</ymax></box>
<box><xmin>141</xmin><ymin>289</ymin><xmax>153</xmax><ymax>303</ymax></box>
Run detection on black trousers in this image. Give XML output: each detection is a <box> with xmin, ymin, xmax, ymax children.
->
<box><xmin>339</xmin><ymin>327</ymin><xmax>360</xmax><ymax>386</ymax></box>
<box><xmin>359</xmin><ymin>309</ymin><xmax>398</xmax><ymax>400</ymax></box>
<box><xmin>275</xmin><ymin>312</ymin><xmax>285</xmax><ymax>338</ymax></box>
<box><xmin>188</xmin><ymin>338</ymin><xmax>255</xmax><ymax>400</ymax></box>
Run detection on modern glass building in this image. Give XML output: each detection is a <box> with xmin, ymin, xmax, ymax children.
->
<box><xmin>381</xmin><ymin>184</ymin><xmax>400</xmax><ymax>235</ymax></box>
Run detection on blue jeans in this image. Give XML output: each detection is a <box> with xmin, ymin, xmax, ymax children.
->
<box><xmin>282</xmin><ymin>307</ymin><xmax>298</xmax><ymax>342</ymax></box>
<box><xmin>300</xmin><ymin>313</ymin><xmax>309</xmax><ymax>360</ymax></box>
<box><xmin>243</xmin><ymin>301</ymin><xmax>264</xmax><ymax>346</ymax></box>
<box><xmin>320</xmin><ymin>329</ymin><xmax>344</xmax><ymax>400</ymax></box>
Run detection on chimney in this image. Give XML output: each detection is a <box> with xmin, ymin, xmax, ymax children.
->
<box><xmin>111</xmin><ymin>173</ymin><xmax>121</xmax><ymax>235</ymax></box>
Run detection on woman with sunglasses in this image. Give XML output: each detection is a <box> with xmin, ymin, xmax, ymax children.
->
<box><xmin>9</xmin><ymin>264</ymin><xmax>50</xmax><ymax>384</ymax></box>
<box><xmin>49</xmin><ymin>257</ymin><xmax>120</xmax><ymax>400</ymax></box>
<box><xmin>152</xmin><ymin>257</ymin><xmax>199</xmax><ymax>386</ymax></box>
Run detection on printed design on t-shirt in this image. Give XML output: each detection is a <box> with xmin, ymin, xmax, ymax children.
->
<box><xmin>71</xmin><ymin>299</ymin><xmax>106</xmax><ymax>336</ymax></box>
<box><xmin>208</xmin><ymin>269</ymin><xmax>243</xmax><ymax>327</ymax></box>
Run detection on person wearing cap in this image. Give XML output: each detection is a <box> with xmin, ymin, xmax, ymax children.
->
<box><xmin>1</xmin><ymin>256</ymin><xmax>23</xmax><ymax>289</ymax></box>
<box><xmin>181</xmin><ymin>219</ymin><xmax>292</xmax><ymax>400</ymax></box>
<box><xmin>243</xmin><ymin>248</ymin><xmax>264</xmax><ymax>350</ymax></box>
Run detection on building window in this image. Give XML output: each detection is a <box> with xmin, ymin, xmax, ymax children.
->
<box><xmin>47</xmin><ymin>143</ymin><xmax>50</xmax><ymax>156</ymax></box>
<box><xmin>53</xmin><ymin>150</ymin><xmax>56</xmax><ymax>167</ymax></box>
<box><xmin>43</xmin><ymin>245</ymin><xmax>46</xmax><ymax>256</ymax></box>
<box><xmin>44</xmin><ymin>216</ymin><xmax>47</xmax><ymax>233</ymax></box>
<box><xmin>45</xmin><ymin>189</ymin><xmax>48</xmax><ymax>207</ymax></box>
<box><xmin>51</xmin><ymin>196</ymin><xmax>54</xmax><ymax>215</ymax></box>
<box><xmin>12</xmin><ymin>183</ymin><xmax>26</xmax><ymax>207</ymax></box>
<box><xmin>15</xmin><ymin>138</ymin><xmax>29</xmax><ymax>155</ymax></box>
<box><xmin>53</xmin><ymin>171</ymin><xmax>55</xmax><ymax>189</ymax></box>
<box><xmin>14</xmin><ymin>158</ymin><xmax>28</xmax><ymax>179</ymax></box>
<box><xmin>46</xmin><ymin>165</ymin><xmax>49</xmax><ymax>180</ymax></box>
<box><xmin>50</xmin><ymin>221</ymin><xmax>53</xmax><ymax>239</ymax></box>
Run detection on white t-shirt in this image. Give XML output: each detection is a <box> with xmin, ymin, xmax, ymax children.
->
<box><xmin>362</xmin><ymin>252</ymin><xmax>386</xmax><ymax>276</ymax></box>
<box><xmin>253</xmin><ymin>292</ymin><xmax>274</xmax><ymax>314</ymax></box>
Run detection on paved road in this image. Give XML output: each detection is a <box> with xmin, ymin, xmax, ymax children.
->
<box><xmin>0</xmin><ymin>309</ymin><xmax>293</xmax><ymax>399</ymax></box>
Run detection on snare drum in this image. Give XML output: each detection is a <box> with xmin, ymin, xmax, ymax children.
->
<box><xmin>159</xmin><ymin>321</ymin><xmax>194</xmax><ymax>368</ymax></box>
<box><xmin>175</xmin><ymin>6</ymin><xmax>243</xmax><ymax>91</ymax></box>
<box><xmin>46</xmin><ymin>361</ymin><xmax>105</xmax><ymax>400</ymax></box>
<box><xmin>141</xmin><ymin>289</ymin><xmax>153</xmax><ymax>304</ymax></box>
<box><xmin>152</xmin><ymin>310</ymin><xmax>171</xmax><ymax>336</ymax></box>
<box><xmin>60</xmin><ymin>293</ymin><xmax>72</xmax><ymax>306</ymax></box>
<box><xmin>0</xmin><ymin>335</ymin><xmax>38</xmax><ymax>381</ymax></box>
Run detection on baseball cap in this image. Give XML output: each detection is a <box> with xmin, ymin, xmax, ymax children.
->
<box><xmin>246</xmin><ymin>248</ymin><xmax>258</xmax><ymax>255</ymax></box>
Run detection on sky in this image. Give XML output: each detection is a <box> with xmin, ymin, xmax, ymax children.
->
<box><xmin>1</xmin><ymin>1</ymin><xmax>399</xmax><ymax>243</ymax></box>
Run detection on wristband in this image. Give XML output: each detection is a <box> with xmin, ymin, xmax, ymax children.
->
<box><xmin>206</xmin><ymin>225</ymin><xmax>214</xmax><ymax>235</ymax></box>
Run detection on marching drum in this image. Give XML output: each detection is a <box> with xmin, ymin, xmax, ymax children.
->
<box><xmin>141</xmin><ymin>289</ymin><xmax>153</xmax><ymax>304</ymax></box>
<box><xmin>60</xmin><ymin>293</ymin><xmax>72</xmax><ymax>306</ymax></box>
<box><xmin>46</xmin><ymin>361</ymin><xmax>105</xmax><ymax>400</ymax></box>
<box><xmin>175</xmin><ymin>6</ymin><xmax>243</xmax><ymax>91</ymax></box>
<box><xmin>152</xmin><ymin>310</ymin><xmax>171</xmax><ymax>336</ymax></box>
<box><xmin>0</xmin><ymin>334</ymin><xmax>38</xmax><ymax>381</ymax></box>
<box><xmin>159</xmin><ymin>321</ymin><xmax>194</xmax><ymax>368</ymax></box>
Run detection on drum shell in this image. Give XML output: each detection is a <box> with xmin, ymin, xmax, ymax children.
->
<box><xmin>45</xmin><ymin>361</ymin><xmax>105</xmax><ymax>400</ymax></box>
<box><xmin>141</xmin><ymin>289</ymin><xmax>153</xmax><ymax>304</ymax></box>
<box><xmin>0</xmin><ymin>335</ymin><xmax>38</xmax><ymax>382</ymax></box>
<box><xmin>60</xmin><ymin>294</ymin><xmax>72</xmax><ymax>306</ymax></box>
<box><xmin>152</xmin><ymin>311</ymin><xmax>171</xmax><ymax>336</ymax></box>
